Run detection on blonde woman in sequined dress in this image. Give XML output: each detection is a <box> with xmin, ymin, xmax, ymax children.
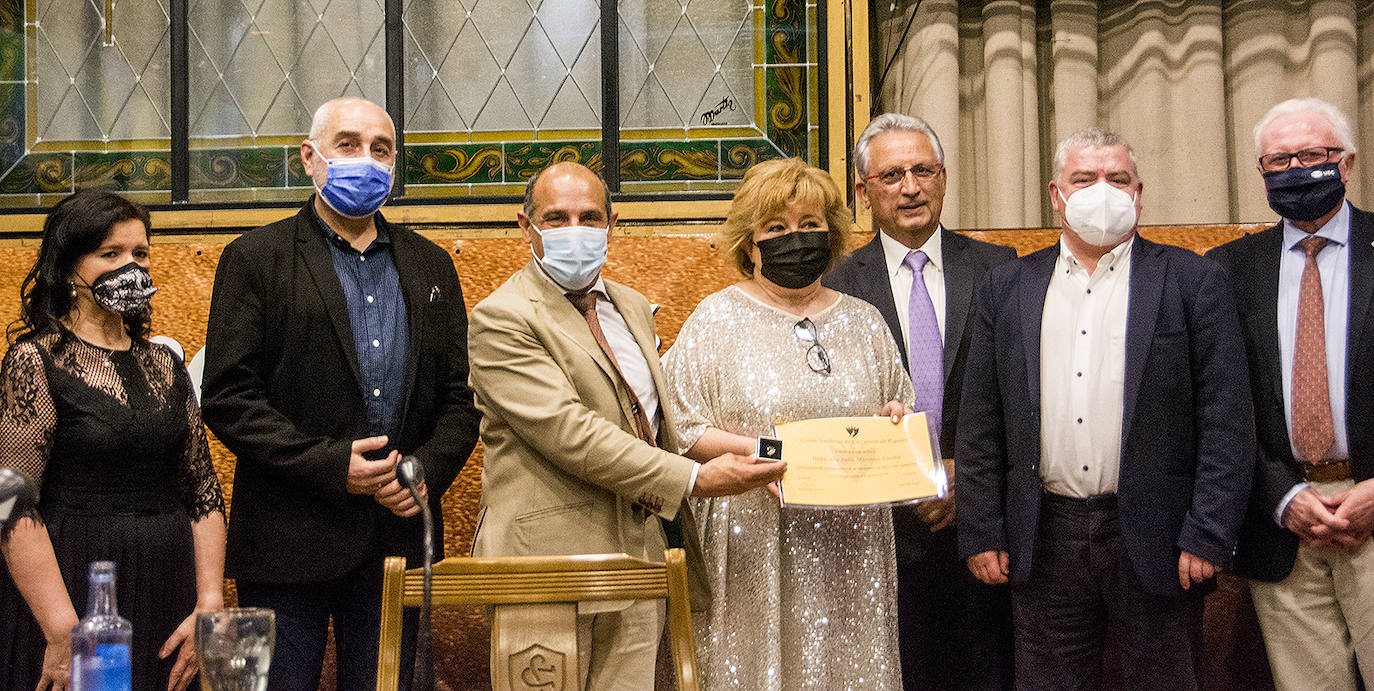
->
<box><xmin>663</xmin><ymin>158</ymin><xmax>913</xmax><ymax>690</ymax></box>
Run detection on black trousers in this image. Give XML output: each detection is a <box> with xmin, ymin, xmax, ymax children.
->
<box><xmin>236</xmin><ymin>546</ymin><xmax>419</xmax><ymax>691</ymax></box>
<box><xmin>895</xmin><ymin>509</ymin><xmax>1015</xmax><ymax>690</ymax></box>
<box><xmin>1011</xmin><ymin>493</ymin><xmax>1203</xmax><ymax>691</ymax></box>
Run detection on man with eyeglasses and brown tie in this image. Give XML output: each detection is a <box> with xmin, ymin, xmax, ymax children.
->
<box><xmin>1207</xmin><ymin>97</ymin><xmax>1374</xmax><ymax>689</ymax></box>
<box><xmin>824</xmin><ymin>113</ymin><xmax>1016</xmax><ymax>689</ymax></box>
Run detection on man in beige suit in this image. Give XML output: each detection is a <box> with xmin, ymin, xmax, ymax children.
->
<box><xmin>470</xmin><ymin>162</ymin><xmax>785</xmax><ymax>689</ymax></box>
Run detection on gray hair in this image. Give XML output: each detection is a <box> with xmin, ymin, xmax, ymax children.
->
<box><xmin>1253</xmin><ymin>97</ymin><xmax>1356</xmax><ymax>155</ymax></box>
<box><xmin>307</xmin><ymin>97</ymin><xmax>394</xmax><ymax>141</ymax></box>
<box><xmin>522</xmin><ymin>165</ymin><xmax>613</xmax><ymax>221</ymax></box>
<box><xmin>853</xmin><ymin>113</ymin><xmax>945</xmax><ymax>177</ymax></box>
<box><xmin>1052</xmin><ymin>127</ymin><xmax>1139</xmax><ymax>181</ymax></box>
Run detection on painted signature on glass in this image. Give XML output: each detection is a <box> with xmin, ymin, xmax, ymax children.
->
<box><xmin>699</xmin><ymin>96</ymin><xmax>737</xmax><ymax>125</ymax></box>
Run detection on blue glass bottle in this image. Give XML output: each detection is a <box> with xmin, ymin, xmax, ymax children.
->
<box><xmin>70</xmin><ymin>561</ymin><xmax>132</xmax><ymax>691</ymax></box>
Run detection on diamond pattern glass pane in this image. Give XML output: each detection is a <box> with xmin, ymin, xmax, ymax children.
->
<box><xmin>403</xmin><ymin>0</ymin><xmax>601</xmax><ymax>134</ymax></box>
<box><xmin>187</xmin><ymin>0</ymin><xmax>385</xmax><ymax>140</ymax></box>
<box><xmin>34</xmin><ymin>0</ymin><xmax>171</xmax><ymax>143</ymax></box>
<box><xmin>619</xmin><ymin>0</ymin><xmax>752</xmax><ymax>130</ymax></box>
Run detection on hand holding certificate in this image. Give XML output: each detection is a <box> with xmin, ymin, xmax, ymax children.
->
<box><xmin>775</xmin><ymin>413</ymin><xmax>946</xmax><ymax>508</ymax></box>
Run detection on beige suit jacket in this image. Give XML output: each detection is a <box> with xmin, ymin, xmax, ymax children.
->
<box><xmin>469</xmin><ymin>260</ymin><xmax>709</xmax><ymax>606</ymax></box>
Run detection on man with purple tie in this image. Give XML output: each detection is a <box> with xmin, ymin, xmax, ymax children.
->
<box><xmin>824</xmin><ymin>113</ymin><xmax>1016</xmax><ymax>689</ymax></box>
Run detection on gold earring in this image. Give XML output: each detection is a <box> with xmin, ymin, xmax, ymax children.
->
<box><xmin>69</xmin><ymin>281</ymin><xmax>77</xmax><ymax>298</ymax></box>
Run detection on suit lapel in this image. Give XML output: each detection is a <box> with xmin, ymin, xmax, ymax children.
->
<box><xmin>1249</xmin><ymin>225</ymin><xmax>1286</xmax><ymax>419</ymax></box>
<box><xmin>941</xmin><ymin>229</ymin><xmax>974</xmax><ymax>381</ymax></box>
<box><xmin>295</xmin><ymin>210</ymin><xmax>363</xmax><ymax>388</ymax></box>
<box><xmin>1347</xmin><ymin>207</ymin><xmax>1374</xmax><ymax>373</ymax></box>
<box><xmin>523</xmin><ymin>262</ymin><xmax>621</xmax><ymax>387</ymax></box>
<box><xmin>1018</xmin><ymin>246</ymin><xmax>1057</xmax><ymax>410</ymax></box>
<box><xmin>850</xmin><ymin>236</ymin><xmax>908</xmax><ymax>368</ymax></box>
<box><xmin>1122</xmin><ymin>236</ymin><xmax>1165</xmax><ymax>442</ymax></box>
<box><xmin>388</xmin><ymin>224</ymin><xmax>424</xmax><ymax>412</ymax></box>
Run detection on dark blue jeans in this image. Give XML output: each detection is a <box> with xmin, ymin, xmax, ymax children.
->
<box><xmin>236</xmin><ymin>551</ymin><xmax>418</xmax><ymax>691</ymax></box>
<box><xmin>1011</xmin><ymin>493</ymin><xmax>1204</xmax><ymax>691</ymax></box>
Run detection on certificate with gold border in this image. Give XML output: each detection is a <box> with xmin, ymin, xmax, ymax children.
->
<box><xmin>775</xmin><ymin>413</ymin><xmax>946</xmax><ymax>508</ymax></box>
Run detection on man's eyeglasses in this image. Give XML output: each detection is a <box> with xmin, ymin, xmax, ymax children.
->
<box><xmin>862</xmin><ymin>162</ymin><xmax>944</xmax><ymax>187</ymax></box>
<box><xmin>793</xmin><ymin>318</ymin><xmax>831</xmax><ymax>375</ymax></box>
<box><xmin>1259</xmin><ymin>146</ymin><xmax>1344</xmax><ymax>172</ymax></box>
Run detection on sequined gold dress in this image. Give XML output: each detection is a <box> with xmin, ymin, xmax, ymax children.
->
<box><xmin>663</xmin><ymin>286</ymin><xmax>913</xmax><ymax>690</ymax></box>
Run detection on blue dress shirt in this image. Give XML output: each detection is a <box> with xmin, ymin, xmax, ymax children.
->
<box><xmin>312</xmin><ymin>207</ymin><xmax>409</xmax><ymax>446</ymax></box>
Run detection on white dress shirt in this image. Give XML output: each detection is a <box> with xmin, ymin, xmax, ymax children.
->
<box><xmin>1039</xmin><ymin>237</ymin><xmax>1133</xmax><ymax>497</ymax></box>
<box><xmin>878</xmin><ymin>228</ymin><xmax>947</xmax><ymax>354</ymax></box>
<box><xmin>1273</xmin><ymin>202</ymin><xmax>1352</xmax><ymax>523</ymax></box>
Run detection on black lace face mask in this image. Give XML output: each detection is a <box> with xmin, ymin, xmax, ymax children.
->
<box><xmin>88</xmin><ymin>262</ymin><xmax>157</xmax><ymax>317</ymax></box>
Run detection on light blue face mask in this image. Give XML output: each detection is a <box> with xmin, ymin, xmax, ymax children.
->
<box><xmin>532</xmin><ymin>223</ymin><xmax>609</xmax><ymax>291</ymax></box>
<box><xmin>307</xmin><ymin>141</ymin><xmax>394</xmax><ymax>218</ymax></box>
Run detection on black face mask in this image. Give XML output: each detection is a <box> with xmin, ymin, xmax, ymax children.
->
<box><xmin>1263</xmin><ymin>161</ymin><xmax>1346</xmax><ymax>222</ymax></box>
<box><xmin>756</xmin><ymin>231</ymin><xmax>831</xmax><ymax>289</ymax></box>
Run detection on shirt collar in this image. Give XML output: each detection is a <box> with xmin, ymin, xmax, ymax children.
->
<box><xmin>1283</xmin><ymin>200</ymin><xmax>1350</xmax><ymax>251</ymax></box>
<box><xmin>879</xmin><ymin>226</ymin><xmax>944</xmax><ymax>279</ymax></box>
<box><xmin>309</xmin><ymin>196</ymin><xmax>392</xmax><ymax>252</ymax></box>
<box><xmin>1056</xmin><ymin>233</ymin><xmax>1135</xmax><ymax>274</ymax></box>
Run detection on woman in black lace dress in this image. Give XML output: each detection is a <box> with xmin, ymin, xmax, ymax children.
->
<box><xmin>0</xmin><ymin>190</ymin><xmax>225</xmax><ymax>691</ymax></box>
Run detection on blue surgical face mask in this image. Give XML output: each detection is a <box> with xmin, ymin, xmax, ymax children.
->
<box><xmin>307</xmin><ymin>141</ymin><xmax>394</xmax><ymax>218</ymax></box>
<box><xmin>532</xmin><ymin>224</ymin><xmax>609</xmax><ymax>291</ymax></box>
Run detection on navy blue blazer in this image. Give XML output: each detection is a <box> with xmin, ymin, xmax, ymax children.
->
<box><xmin>1206</xmin><ymin>205</ymin><xmax>1374</xmax><ymax>582</ymax></box>
<box><xmin>955</xmin><ymin>235</ymin><xmax>1255</xmax><ymax>597</ymax></box>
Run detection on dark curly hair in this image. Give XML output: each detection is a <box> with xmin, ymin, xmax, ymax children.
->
<box><xmin>7</xmin><ymin>190</ymin><xmax>153</xmax><ymax>346</ymax></box>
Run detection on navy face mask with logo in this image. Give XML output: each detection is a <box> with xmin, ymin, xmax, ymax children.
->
<box><xmin>1263</xmin><ymin>161</ymin><xmax>1345</xmax><ymax>222</ymax></box>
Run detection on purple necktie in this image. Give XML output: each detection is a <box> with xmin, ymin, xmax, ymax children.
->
<box><xmin>904</xmin><ymin>250</ymin><xmax>943</xmax><ymax>431</ymax></box>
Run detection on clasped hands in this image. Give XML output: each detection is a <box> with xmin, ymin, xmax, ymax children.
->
<box><xmin>1283</xmin><ymin>479</ymin><xmax>1374</xmax><ymax>553</ymax></box>
<box><xmin>347</xmin><ymin>435</ymin><xmax>425</xmax><ymax>517</ymax></box>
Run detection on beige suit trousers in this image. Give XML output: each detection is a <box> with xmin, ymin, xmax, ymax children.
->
<box><xmin>1251</xmin><ymin>479</ymin><xmax>1374</xmax><ymax>691</ymax></box>
<box><xmin>576</xmin><ymin>599</ymin><xmax>666</xmax><ymax>690</ymax></box>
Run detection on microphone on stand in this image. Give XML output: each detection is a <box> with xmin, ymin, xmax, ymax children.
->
<box><xmin>396</xmin><ymin>455</ymin><xmax>434</xmax><ymax>691</ymax></box>
<box><xmin>0</xmin><ymin>467</ymin><xmax>39</xmax><ymax>532</ymax></box>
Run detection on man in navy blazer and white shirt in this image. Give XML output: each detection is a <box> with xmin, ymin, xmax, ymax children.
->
<box><xmin>824</xmin><ymin>113</ymin><xmax>1016</xmax><ymax>690</ymax></box>
<box><xmin>1207</xmin><ymin>98</ymin><xmax>1374</xmax><ymax>689</ymax></box>
<box><xmin>956</xmin><ymin>127</ymin><xmax>1255</xmax><ymax>689</ymax></box>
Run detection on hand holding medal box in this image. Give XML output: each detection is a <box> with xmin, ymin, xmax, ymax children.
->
<box><xmin>774</xmin><ymin>413</ymin><xmax>946</xmax><ymax>508</ymax></box>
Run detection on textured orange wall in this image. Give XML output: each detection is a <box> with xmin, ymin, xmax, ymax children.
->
<box><xmin>0</xmin><ymin>223</ymin><xmax>1269</xmax><ymax>689</ymax></box>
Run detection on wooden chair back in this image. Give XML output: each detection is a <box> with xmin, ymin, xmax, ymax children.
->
<box><xmin>376</xmin><ymin>548</ymin><xmax>699</xmax><ymax>690</ymax></box>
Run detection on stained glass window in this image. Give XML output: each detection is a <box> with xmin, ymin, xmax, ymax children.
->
<box><xmin>0</xmin><ymin>0</ymin><xmax>822</xmax><ymax>207</ymax></box>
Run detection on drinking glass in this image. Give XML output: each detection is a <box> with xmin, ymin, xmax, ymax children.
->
<box><xmin>195</xmin><ymin>608</ymin><xmax>275</xmax><ymax>691</ymax></box>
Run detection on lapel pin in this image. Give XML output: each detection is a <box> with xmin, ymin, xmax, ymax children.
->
<box><xmin>429</xmin><ymin>286</ymin><xmax>441</xmax><ymax>302</ymax></box>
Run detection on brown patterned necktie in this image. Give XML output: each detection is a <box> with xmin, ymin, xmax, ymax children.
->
<box><xmin>1292</xmin><ymin>235</ymin><xmax>1335</xmax><ymax>464</ymax></box>
<box><xmin>567</xmin><ymin>290</ymin><xmax>657</xmax><ymax>447</ymax></box>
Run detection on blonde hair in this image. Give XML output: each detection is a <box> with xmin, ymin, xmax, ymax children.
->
<box><xmin>719</xmin><ymin>158</ymin><xmax>852</xmax><ymax>277</ymax></box>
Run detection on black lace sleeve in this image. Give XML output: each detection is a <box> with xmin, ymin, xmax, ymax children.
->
<box><xmin>0</xmin><ymin>341</ymin><xmax>56</xmax><ymax>536</ymax></box>
<box><xmin>170</xmin><ymin>350</ymin><xmax>225</xmax><ymax>522</ymax></box>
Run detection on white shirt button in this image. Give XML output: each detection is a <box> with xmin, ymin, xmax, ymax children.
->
<box><xmin>372</xmin><ymin>388</ymin><xmax>381</xmax><ymax>397</ymax></box>
<box><xmin>359</xmin><ymin>256</ymin><xmax>366</xmax><ymax>262</ymax></box>
<box><xmin>372</xmin><ymin>339</ymin><xmax>380</xmax><ymax>347</ymax></box>
<box><xmin>366</xmin><ymin>295</ymin><xmax>374</xmax><ymax>303</ymax></box>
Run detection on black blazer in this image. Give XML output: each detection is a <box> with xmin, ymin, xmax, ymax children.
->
<box><xmin>1205</xmin><ymin>204</ymin><xmax>1374</xmax><ymax>582</ymax></box>
<box><xmin>823</xmin><ymin>229</ymin><xmax>1017</xmax><ymax>459</ymax></box>
<box><xmin>955</xmin><ymin>236</ymin><xmax>1255</xmax><ymax>596</ymax></box>
<box><xmin>202</xmin><ymin>202</ymin><xmax>481</xmax><ymax>583</ymax></box>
